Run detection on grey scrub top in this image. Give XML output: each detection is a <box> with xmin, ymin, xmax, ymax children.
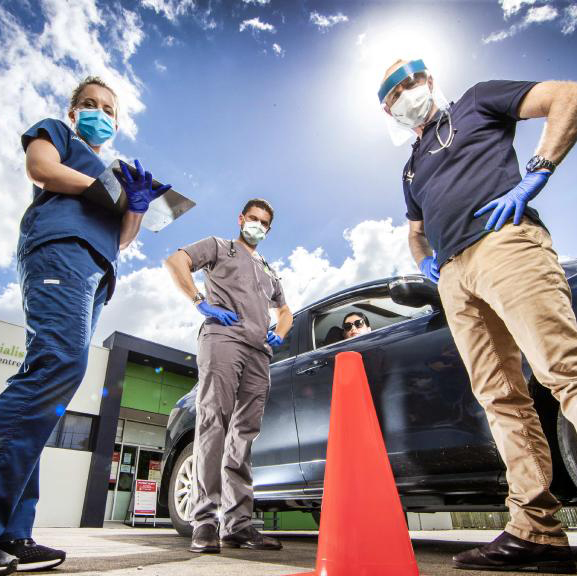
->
<box><xmin>182</xmin><ymin>236</ymin><xmax>286</xmax><ymax>355</ymax></box>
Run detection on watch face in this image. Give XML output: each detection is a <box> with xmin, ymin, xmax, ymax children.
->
<box><xmin>527</xmin><ymin>156</ymin><xmax>541</xmax><ymax>172</ymax></box>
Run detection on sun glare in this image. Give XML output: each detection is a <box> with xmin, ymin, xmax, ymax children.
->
<box><xmin>349</xmin><ymin>17</ymin><xmax>453</xmax><ymax>128</ymax></box>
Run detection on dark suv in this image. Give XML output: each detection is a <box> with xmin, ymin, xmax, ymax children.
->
<box><xmin>159</xmin><ymin>267</ymin><xmax>577</xmax><ymax>536</ymax></box>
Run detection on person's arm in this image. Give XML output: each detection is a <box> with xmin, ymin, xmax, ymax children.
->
<box><xmin>119</xmin><ymin>212</ymin><xmax>144</xmax><ymax>250</ymax></box>
<box><xmin>164</xmin><ymin>249</ymin><xmax>203</xmax><ymax>302</ymax></box>
<box><xmin>518</xmin><ymin>80</ymin><xmax>577</xmax><ymax>165</ymax></box>
<box><xmin>273</xmin><ymin>305</ymin><xmax>293</xmax><ymax>340</ymax></box>
<box><xmin>408</xmin><ymin>219</ymin><xmax>432</xmax><ymax>266</ymax></box>
<box><xmin>25</xmin><ymin>136</ymin><xmax>94</xmax><ymax>194</ymax></box>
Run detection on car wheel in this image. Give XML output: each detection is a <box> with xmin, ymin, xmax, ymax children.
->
<box><xmin>557</xmin><ymin>409</ymin><xmax>577</xmax><ymax>489</ymax></box>
<box><xmin>168</xmin><ymin>441</ymin><xmax>195</xmax><ymax>537</ymax></box>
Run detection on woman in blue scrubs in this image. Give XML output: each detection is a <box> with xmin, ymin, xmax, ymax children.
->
<box><xmin>0</xmin><ymin>76</ymin><xmax>168</xmax><ymax>574</ymax></box>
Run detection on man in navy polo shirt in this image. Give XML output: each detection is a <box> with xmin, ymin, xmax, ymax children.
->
<box><xmin>0</xmin><ymin>76</ymin><xmax>169</xmax><ymax>575</ymax></box>
<box><xmin>378</xmin><ymin>60</ymin><xmax>577</xmax><ymax>573</ymax></box>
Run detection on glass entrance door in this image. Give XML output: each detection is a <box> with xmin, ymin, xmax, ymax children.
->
<box><xmin>111</xmin><ymin>444</ymin><xmax>138</xmax><ymax>521</ymax></box>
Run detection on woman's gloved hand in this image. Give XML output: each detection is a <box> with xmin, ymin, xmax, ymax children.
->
<box><xmin>114</xmin><ymin>159</ymin><xmax>172</xmax><ymax>213</ymax></box>
<box><xmin>474</xmin><ymin>171</ymin><xmax>551</xmax><ymax>231</ymax></box>
<box><xmin>419</xmin><ymin>255</ymin><xmax>440</xmax><ymax>284</ymax></box>
<box><xmin>266</xmin><ymin>331</ymin><xmax>284</xmax><ymax>348</ymax></box>
<box><xmin>196</xmin><ymin>301</ymin><xmax>239</xmax><ymax>326</ymax></box>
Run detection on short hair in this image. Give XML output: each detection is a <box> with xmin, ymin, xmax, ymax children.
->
<box><xmin>343</xmin><ymin>312</ymin><xmax>370</xmax><ymax>328</ymax></box>
<box><xmin>242</xmin><ymin>198</ymin><xmax>274</xmax><ymax>224</ymax></box>
<box><xmin>69</xmin><ymin>76</ymin><xmax>118</xmax><ymax>117</ymax></box>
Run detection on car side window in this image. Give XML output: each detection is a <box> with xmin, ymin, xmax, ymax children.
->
<box><xmin>271</xmin><ymin>326</ymin><xmax>293</xmax><ymax>364</ymax></box>
<box><xmin>312</xmin><ymin>294</ymin><xmax>433</xmax><ymax>350</ymax></box>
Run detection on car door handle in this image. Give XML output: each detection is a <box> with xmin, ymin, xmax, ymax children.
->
<box><xmin>296</xmin><ymin>360</ymin><xmax>329</xmax><ymax>375</ymax></box>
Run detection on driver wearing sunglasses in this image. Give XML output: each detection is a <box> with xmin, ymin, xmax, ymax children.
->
<box><xmin>342</xmin><ymin>312</ymin><xmax>372</xmax><ymax>340</ymax></box>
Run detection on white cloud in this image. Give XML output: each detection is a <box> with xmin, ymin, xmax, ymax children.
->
<box><xmin>500</xmin><ymin>0</ymin><xmax>536</xmax><ymax>18</ymax></box>
<box><xmin>0</xmin><ymin>219</ymin><xmax>417</xmax><ymax>354</ymax></box>
<box><xmin>356</xmin><ymin>32</ymin><xmax>366</xmax><ymax>46</ymax></box>
<box><xmin>562</xmin><ymin>4</ymin><xmax>577</xmax><ymax>34</ymax></box>
<box><xmin>107</xmin><ymin>5</ymin><xmax>144</xmax><ymax>63</ymax></box>
<box><xmin>272</xmin><ymin>43</ymin><xmax>285</xmax><ymax>57</ymax></box>
<box><xmin>154</xmin><ymin>59</ymin><xmax>168</xmax><ymax>72</ymax></box>
<box><xmin>118</xmin><ymin>240</ymin><xmax>147</xmax><ymax>263</ymax></box>
<box><xmin>486</xmin><ymin>1</ymin><xmax>568</xmax><ymax>42</ymax></box>
<box><xmin>310</xmin><ymin>11</ymin><xmax>348</xmax><ymax>31</ymax></box>
<box><xmin>139</xmin><ymin>0</ymin><xmax>195</xmax><ymax>22</ymax></box>
<box><xmin>273</xmin><ymin>219</ymin><xmax>416</xmax><ymax>313</ymax></box>
<box><xmin>0</xmin><ymin>1</ymin><xmax>145</xmax><ymax>268</ymax></box>
<box><xmin>239</xmin><ymin>17</ymin><xmax>276</xmax><ymax>33</ymax></box>
<box><xmin>162</xmin><ymin>34</ymin><xmax>178</xmax><ymax>47</ymax></box>
<box><xmin>525</xmin><ymin>5</ymin><xmax>558</xmax><ymax>23</ymax></box>
<box><xmin>242</xmin><ymin>0</ymin><xmax>271</xmax><ymax>4</ymax></box>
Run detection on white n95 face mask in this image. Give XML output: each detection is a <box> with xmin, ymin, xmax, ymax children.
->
<box><xmin>241</xmin><ymin>220</ymin><xmax>267</xmax><ymax>246</ymax></box>
<box><xmin>390</xmin><ymin>84</ymin><xmax>434</xmax><ymax>129</ymax></box>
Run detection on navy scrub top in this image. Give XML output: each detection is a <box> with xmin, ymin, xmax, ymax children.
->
<box><xmin>402</xmin><ymin>80</ymin><xmax>545</xmax><ymax>268</ymax></box>
<box><xmin>19</xmin><ymin>118</ymin><xmax>122</xmax><ymax>293</ymax></box>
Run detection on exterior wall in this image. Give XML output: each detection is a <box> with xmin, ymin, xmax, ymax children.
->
<box><xmin>35</xmin><ymin>448</ymin><xmax>93</xmax><ymax>528</ymax></box>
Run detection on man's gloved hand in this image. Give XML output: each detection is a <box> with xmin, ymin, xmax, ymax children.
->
<box><xmin>114</xmin><ymin>159</ymin><xmax>172</xmax><ymax>214</ymax></box>
<box><xmin>266</xmin><ymin>330</ymin><xmax>283</xmax><ymax>348</ymax></box>
<box><xmin>419</xmin><ymin>255</ymin><xmax>440</xmax><ymax>284</ymax></box>
<box><xmin>474</xmin><ymin>171</ymin><xmax>551</xmax><ymax>231</ymax></box>
<box><xmin>196</xmin><ymin>301</ymin><xmax>239</xmax><ymax>326</ymax></box>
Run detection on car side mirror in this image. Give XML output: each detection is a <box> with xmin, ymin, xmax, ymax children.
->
<box><xmin>389</xmin><ymin>276</ymin><xmax>442</xmax><ymax>310</ymax></box>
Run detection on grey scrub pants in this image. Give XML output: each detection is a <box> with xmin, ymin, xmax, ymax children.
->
<box><xmin>191</xmin><ymin>333</ymin><xmax>271</xmax><ymax>536</ymax></box>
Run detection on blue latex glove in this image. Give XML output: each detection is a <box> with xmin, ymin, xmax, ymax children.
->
<box><xmin>419</xmin><ymin>256</ymin><xmax>440</xmax><ymax>284</ymax></box>
<box><xmin>197</xmin><ymin>301</ymin><xmax>239</xmax><ymax>326</ymax></box>
<box><xmin>114</xmin><ymin>159</ymin><xmax>172</xmax><ymax>213</ymax></box>
<box><xmin>474</xmin><ymin>171</ymin><xmax>551</xmax><ymax>231</ymax></box>
<box><xmin>266</xmin><ymin>330</ymin><xmax>284</xmax><ymax>348</ymax></box>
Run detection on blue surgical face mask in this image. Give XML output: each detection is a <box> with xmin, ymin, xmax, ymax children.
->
<box><xmin>74</xmin><ymin>108</ymin><xmax>116</xmax><ymax>146</ymax></box>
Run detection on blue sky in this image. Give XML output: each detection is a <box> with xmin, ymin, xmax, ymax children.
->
<box><xmin>0</xmin><ymin>0</ymin><xmax>576</xmax><ymax>350</ymax></box>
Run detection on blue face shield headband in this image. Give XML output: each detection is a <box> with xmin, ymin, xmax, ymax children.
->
<box><xmin>378</xmin><ymin>59</ymin><xmax>428</xmax><ymax>104</ymax></box>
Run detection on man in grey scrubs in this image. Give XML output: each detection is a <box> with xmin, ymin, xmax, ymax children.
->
<box><xmin>165</xmin><ymin>198</ymin><xmax>293</xmax><ymax>553</ymax></box>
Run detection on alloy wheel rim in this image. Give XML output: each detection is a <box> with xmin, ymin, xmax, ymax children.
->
<box><xmin>174</xmin><ymin>454</ymin><xmax>194</xmax><ymax>522</ymax></box>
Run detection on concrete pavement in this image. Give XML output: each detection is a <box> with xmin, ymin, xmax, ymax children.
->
<box><xmin>26</xmin><ymin>524</ymin><xmax>577</xmax><ymax>575</ymax></box>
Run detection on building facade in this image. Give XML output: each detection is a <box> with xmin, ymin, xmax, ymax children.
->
<box><xmin>0</xmin><ymin>320</ymin><xmax>197</xmax><ymax>528</ymax></box>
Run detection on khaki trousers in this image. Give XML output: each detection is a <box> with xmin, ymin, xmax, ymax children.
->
<box><xmin>192</xmin><ymin>333</ymin><xmax>270</xmax><ymax>537</ymax></box>
<box><xmin>438</xmin><ymin>219</ymin><xmax>577</xmax><ymax>546</ymax></box>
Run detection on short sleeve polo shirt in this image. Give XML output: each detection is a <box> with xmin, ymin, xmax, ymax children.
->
<box><xmin>402</xmin><ymin>80</ymin><xmax>544</xmax><ymax>267</ymax></box>
<box><xmin>19</xmin><ymin>118</ymin><xmax>122</xmax><ymax>269</ymax></box>
<box><xmin>182</xmin><ymin>237</ymin><xmax>286</xmax><ymax>356</ymax></box>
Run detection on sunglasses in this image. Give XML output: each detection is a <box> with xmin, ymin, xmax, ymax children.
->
<box><xmin>343</xmin><ymin>318</ymin><xmax>366</xmax><ymax>332</ymax></box>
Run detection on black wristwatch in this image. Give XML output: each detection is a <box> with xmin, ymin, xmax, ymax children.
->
<box><xmin>526</xmin><ymin>155</ymin><xmax>556</xmax><ymax>173</ymax></box>
<box><xmin>192</xmin><ymin>292</ymin><xmax>205</xmax><ymax>305</ymax></box>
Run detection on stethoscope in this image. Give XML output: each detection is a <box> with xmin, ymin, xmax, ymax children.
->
<box><xmin>227</xmin><ymin>239</ymin><xmax>278</xmax><ymax>280</ymax></box>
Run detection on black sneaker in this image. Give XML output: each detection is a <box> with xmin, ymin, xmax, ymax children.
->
<box><xmin>0</xmin><ymin>539</ymin><xmax>66</xmax><ymax>571</ymax></box>
<box><xmin>0</xmin><ymin>550</ymin><xmax>17</xmax><ymax>576</ymax></box>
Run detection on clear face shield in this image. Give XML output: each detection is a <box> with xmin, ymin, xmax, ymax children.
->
<box><xmin>377</xmin><ymin>59</ymin><xmax>449</xmax><ymax>146</ymax></box>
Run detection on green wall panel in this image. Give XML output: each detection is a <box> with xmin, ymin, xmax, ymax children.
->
<box><xmin>121</xmin><ymin>363</ymin><xmax>197</xmax><ymax>415</ymax></box>
<box><xmin>121</xmin><ymin>377</ymin><xmax>161</xmax><ymax>412</ymax></box>
<box><xmin>263</xmin><ymin>511</ymin><xmax>318</xmax><ymax>531</ymax></box>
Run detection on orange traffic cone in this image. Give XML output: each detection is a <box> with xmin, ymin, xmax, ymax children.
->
<box><xmin>287</xmin><ymin>351</ymin><xmax>420</xmax><ymax>576</ymax></box>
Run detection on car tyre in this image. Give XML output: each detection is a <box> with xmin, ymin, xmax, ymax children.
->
<box><xmin>168</xmin><ymin>441</ymin><xmax>195</xmax><ymax>537</ymax></box>
<box><xmin>557</xmin><ymin>409</ymin><xmax>577</xmax><ymax>490</ymax></box>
